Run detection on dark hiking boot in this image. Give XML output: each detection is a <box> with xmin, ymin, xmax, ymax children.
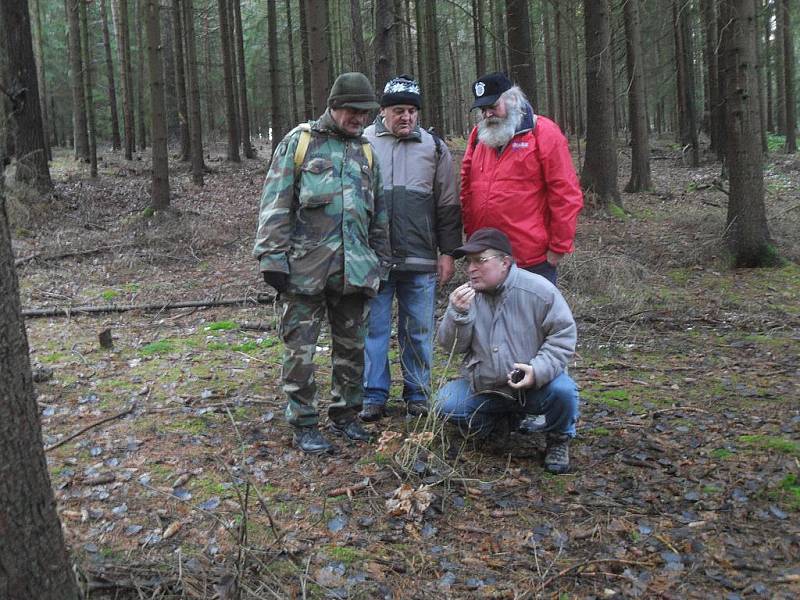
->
<box><xmin>359</xmin><ymin>404</ymin><xmax>385</xmax><ymax>423</ymax></box>
<box><xmin>293</xmin><ymin>427</ymin><xmax>334</xmax><ymax>454</ymax></box>
<box><xmin>330</xmin><ymin>419</ymin><xmax>373</xmax><ymax>442</ymax></box>
<box><xmin>544</xmin><ymin>433</ymin><xmax>570</xmax><ymax>474</ymax></box>
<box><xmin>406</xmin><ymin>402</ymin><xmax>429</xmax><ymax>417</ymax></box>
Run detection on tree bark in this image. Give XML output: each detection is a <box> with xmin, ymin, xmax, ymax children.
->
<box><xmin>286</xmin><ymin>0</ymin><xmax>300</xmax><ymax>123</ymax></box>
<box><xmin>112</xmin><ymin>0</ymin><xmax>136</xmax><ymax>158</ymax></box>
<box><xmin>203</xmin><ymin>6</ymin><xmax>216</xmax><ymax>136</ymax></box>
<box><xmin>753</xmin><ymin>0</ymin><xmax>767</xmax><ymax>153</ymax></box>
<box><xmin>306</xmin><ymin>0</ymin><xmax>331</xmax><ymax>117</ymax></box>
<box><xmin>146</xmin><ymin>0</ymin><xmax>170</xmax><ymax>209</ymax></box>
<box><xmin>375</xmin><ymin>0</ymin><xmax>395</xmax><ymax>93</ymax></box>
<box><xmin>299</xmin><ymin>0</ymin><xmax>314</xmax><ymax>119</ymax></box>
<box><xmin>232</xmin><ymin>0</ymin><xmax>255</xmax><ymax>157</ymax></box>
<box><xmin>66</xmin><ymin>0</ymin><xmax>90</xmax><ymax>162</ymax></box>
<box><xmin>79</xmin><ymin>0</ymin><xmax>98</xmax><ymax>177</ymax></box>
<box><xmin>30</xmin><ymin>0</ymin><xmax>51</xmax><ymax>160</ymax></box>
<box><xmin>349</xmin><ymin>0</ymin><xmax>367</xmax><ymax>74</ymax></box>
<box><xmin>719</xmin><ymin>0</ymin><xmax>775</xmax><ymax>266</ymax></box>
<box><xmin>764</xmin><ymin>0</ymin><xmax>773</xmax><ymax>132</ymax></box>
<box><xmin>423</xmin><ymin>1</ymin><xmax>443</xmax><ymax>133</ymax></box>
<box><xmin>172</xmin><ymin>0</ymin><xmax>190</xmax><ymax>161</ymax></box>
<box><xmin>182</xmin><ymin>0</ymin><xmax>205</xmax><ymax>184</ymax></box>
<box><xmin>623</xmin><ymin>0</ymin><xmax>652</xmax><ymax>192</ymax></box>
<box><xmin>217</xmin><ymin>0</ymin><xmax>240</xmax><ymax>160</ymax></box>
<box><xmin>700</xmin><ymin>0</ymin><xmax>722</xmax><ymax>158</ymax></box>
<box><xmin>542</xmin><ymin>1</ymin><xmax>555</xmax><ymax>118</ymax></box>
<box><xmin>472</xmin><ymin>0</ymin><xmax>486</xmax><ymax>76</ymax></box>
<box><xmin>1</xmin><ymin>0</ymin><xmax>51</xmax><ymax>191</ymax></box>
<box><xmin>506</xmin><ymin>0</ymin><xmax>537</xmax><ymax>107</ymax></box>
<box><xmin>782</xmin><ymin>0</ymin><xmax>796</xmax><ymax>152</ymax></box>
<box><xmin>674</xmin><ymin>0</ymin><xmax>699</xmax><ymax>166</ymax></box>
<box><xmin>268</xmin><ymin>0</ymin><xmax>287</xmax><ymax>153</ymax></box>
<box><xmin>555</xmin><ymin>5</ymin><xmax>567</xmax><ymax>127</ymax></box>
<box><xmin>99</xmin><ymin>0</ymin><xmax>122</xmax><ymax>151</ymax></box>
<box><xmin>0</xmin><ymin>179</ymin><xmax>81</xmax><ymax>600</ymax></box>
<box><xmin>581</xmin><ymin>0</ymin><xmax>620</xmax><ymax>209</ymax></box>
<box><xmin>136</xmin><ymin>0</ymin><xmax>148</xmax><ymax>150</ymax></box>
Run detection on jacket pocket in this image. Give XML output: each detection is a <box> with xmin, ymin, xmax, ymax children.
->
<box><xmin>298</xmin><ymin>157</ymin><xmax>339</xmax><ymax>207</ymax></box>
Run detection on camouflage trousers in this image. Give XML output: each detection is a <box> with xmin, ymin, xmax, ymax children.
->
<box><xmin>279</xmin><ymin>276</ymin><xmax>369</xmax><ymax>428</ymax></box>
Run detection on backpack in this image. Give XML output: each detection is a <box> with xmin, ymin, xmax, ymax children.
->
<box><xmin>293</xmin><ymin>123</ymin><xmax>373</xmax><ymax>173</ymax></box>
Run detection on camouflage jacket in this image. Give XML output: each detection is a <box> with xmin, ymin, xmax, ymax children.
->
<box><xmin>253</xmin><ymin>111</ymin><xmax>391</xmax><ymax>296</ymax></box>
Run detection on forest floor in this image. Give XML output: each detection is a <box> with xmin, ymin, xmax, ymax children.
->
<box><xmin>8</xmin><ymin>136</ymin><xmax>800</xmax><ymax>599</ymax></box>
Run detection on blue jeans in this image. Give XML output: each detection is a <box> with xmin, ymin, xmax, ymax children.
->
<box><xmin>364</xmin><ymin>271</ymin><xmax>437</xmax><ymax>407</ymax></box>
<box><xmin>434</xmin><ymin>372</ymin><xmax>579</xmax><ymax>437</ymax></box>
<box><xmin>524</xmin><ymin>261</ymin><xmax>557</xmax><ymax>286</ymax></box>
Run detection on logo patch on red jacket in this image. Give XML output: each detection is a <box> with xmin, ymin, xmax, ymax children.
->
<box><xmin>511</xmin><ymin>142</ymin><xmax>529</xmax><ymax>149</ymax></box>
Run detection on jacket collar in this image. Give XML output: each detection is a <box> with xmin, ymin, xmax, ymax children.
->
<box><xmin>373</xmin><ymin>116</ymin><xmax>423</xmax><ymax>142</ymax></box>
<box><xmin>514</xmin><ymin>102</ymin><xmax>537</xmax><ymax>136</ymax></box>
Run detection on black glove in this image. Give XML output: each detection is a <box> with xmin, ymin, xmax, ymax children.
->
<box><xmin>262</xmin><ymin>271</ymin><xmax>288</xmax><ymax>294</ymax></box>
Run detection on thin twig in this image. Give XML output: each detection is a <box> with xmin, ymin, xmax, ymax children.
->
<box><xmin>540</xmin><ymin>558</ymin><xmax>657</xmax><ymax>590</ymax></box>
<box><xmin>45</xmin><ymin>403</ymin><xmax>136</xmax><ymax>452</ymax></box>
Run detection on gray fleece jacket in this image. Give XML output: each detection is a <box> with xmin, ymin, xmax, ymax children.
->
<box><xmin>437</xmin><ymin>265</ymin><xmax>576</xmax><ymax>394</ymax></box>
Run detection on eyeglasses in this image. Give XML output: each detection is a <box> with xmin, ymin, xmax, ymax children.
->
<box><xmin>464</xmin><ymin>254</ymin><xmax>505</xmax><ymax>266</ymax></box>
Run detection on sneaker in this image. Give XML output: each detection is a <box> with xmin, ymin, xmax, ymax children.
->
<box><xmin>292</xmin><ymin>427</ymin><xmax>334</xmax><ymax>454</ymax></box>
<box><xmin>544</xmin><ymin>433</ymin><xmax>570</xmax><ymax>474</ymax></box>
<box><xmin>330</xmin><ymin>419</ymin><xmax>373</xmax><ymax>442</ymax></box>
<box><xmin>406</xmin><ymin>402</ymin><xmax>429</xmax><ymax>417</ymax></box>
<box><xmin>359</xmin><ymin>404</ymin><xmax>385</xmax><ymax>423</ymax></box>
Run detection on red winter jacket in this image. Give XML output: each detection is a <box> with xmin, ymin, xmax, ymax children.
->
<box><xmin>460</xmin><ymin>111</ymin><xmax>583</xmax><ymax>268</ymax></box>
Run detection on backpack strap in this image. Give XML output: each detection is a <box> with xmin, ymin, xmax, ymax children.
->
<box><xmin>293</xmin><ymin>122</ymin><xmax>373</xmax><ymax>172</ymax></box>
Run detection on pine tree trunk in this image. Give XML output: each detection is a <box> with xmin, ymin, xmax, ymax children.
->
<box><xmin>232</xmin><ymin>0</ymin><xmax>255</xmax><ymax>157</ymax></box>
<box><xmin>268</xmin><ymin>0</ymin><xmax>287</xmax><ymax>154</ymax></box>
<box><xmin>299</xmin><ymin>0</ymin><xmax>313</xmax><ymax>119</ymax></box>
<box><xmin>183</xmin><ymin>0</ymin><xmax>205</xmax><ymax>184</ymax></box>
<box><xmin>136</xmin><ymin>0</ymin><xmax>148</xmax><ymax>150</ymax></box>
<box><xmin>30</xmin><ymin>0</ymin><xmax>51</xmax><ymax>160</ymax></box>
<box><xmin>542</xmin><ymin>1</ymin><xmax>555</xmax><ymax>118</ymax></box>
<box><xmin>172</xmin><ymin>0</ymin><xmax>190</xmax><ymax>161</ymax></box>
<box><xmin>775</xmin><ymin>0</ymin><xmax>786</xmax><ymax>134</ymax></box>
<box><xmin>719</xmin><ymin>0</ymin><xmax>775</xmax><ymax>266</ymax></box>
<box><xmin>203</xmin><ymin>8</ymin><xmax>216</xmax><ymax>137</ymax></box>
<box><xmin>754</xmin><ymin>0</ymin><xmax>768</xmax><ymax>153</ymax></box>
<box><xmin>1</xmin><ymin>0</ymin><xmax>52</xmax><ymax>191</ymax></box>
<box><xmin>782</xmin><ymin>0</ymin><xmax>796</xmax><ymax>152</ymax></box>
<box><xmin>286</xmin><ymin>0</ymin><xmax>300</xmax><ymax>123</ymax></box>
<box><xmin>100</xmin><ymin>0</ymin><xmax>122</xmax><ymax>151</ymax></box>
<box><xmin>581</xmin><ymin>0</ymin><xmax>620</xmax><ymax>209</ymax></box>
<box><xmin>67</xmin><ymin>0</ymin><xmax>90</xmax><ymax>162</ymax></box>
<box><xmin>555</xmin><ymin>5</ymin><xmax>567</xmax><ymax>128</ymax></box>
<box><xmin>349</xmin><ymin>0</ymin><xmax>367</xmax><ymax>74</ymax></box>
<box><xmin>217</xmin><ymin>0</ymin><xmax>240</xmax><ymax>160</ymax></box>
<box><xmin>394</xmin><ymin>0</ymin><xmax>405</xmax><ymax>72</ymax></box>
<box><xmin>623</xmin><ymin>0</ymin><xmax>652</xmax><ymax>192</ymax></box>
<box><xmin>79</xmin><ymin>0</ymin><xmax>98</xmax><ymax>177</ymax></box>
<box><xmin>375</xmin><ymin>0</ymin><xmax>395</xmax><ymax>93</ymax></box>
<box><xmin>700</xmin><ymin>0</ymin><xmax>722</xmax><ymax>158</ymax></box>
<box><xmin>472</xmin><ymin>0</ymin><xmax>486</xmax><ymax>76</ymax></box>
<box><xmin>674</xmin><ymin>0</ymin><xmax>699</xmax><ymax>166</ymax></box>
<box><xmin>1</xmin><ymin>179</ymin><xmax>82</xmax><ymax>600</ymax></box>
<box><xmin>423</xmin><ymin>1</ymin><xmax>443</xmax><ymax>133</ymax></box>
<box><xmin>112</xmin><ymin>0</ymin><xmax>136</xmax><ymax>158</ymax></box>
<box><xmin>305</xmin><ymin>0</ymin><xmax>331</xmax><ymax>117</ymax></box>
<box><xmin>493</xmin><ymin>0</ymin><xmax>507</xmax><ymax>72</ymax></box>
<box><xmin>146</xmin><ymin>0</ymin><xmax>170</xmax><ymax>208</ymax></box>
<box><xmin>764</xmin><ymin>0</ymin><xmax>774</xmax><ymax>132</ymax></box>
<box><xmin>506</xmin><ymin>0</ymin><xmax>537</xmax><ymax>107</ymax></box>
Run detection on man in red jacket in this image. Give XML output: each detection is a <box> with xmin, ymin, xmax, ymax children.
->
<box><xmin>461</xmin><ymin>72</ymin><xmax>583</xmax><ymax>286</ymax></box>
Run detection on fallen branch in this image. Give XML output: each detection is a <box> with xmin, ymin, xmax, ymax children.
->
<box><xmin>14</xmin><ymin>242</ymin><xmax>134</xmax><ymax>267</ymax></box>
<box><xmin>22</xmin><ymin>295</ymin><xmax>276</xmax><ymax>319</ymax></box>
<box><xmin>327</xmin><ymin>478</ymin><xmax>370</xmax><ymax>498</ymax></box>
<box><xmin>540</xmin><ymin>558</ymin><xmax>657</xmax><ymax>590</ymax></box>
<box><xmin>45</xmin><ymin>403</ymin><xmax>136</xmax><ymax>452</ymax></box>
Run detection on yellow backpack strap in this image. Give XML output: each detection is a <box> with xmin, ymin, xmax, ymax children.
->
<box><xmin>293</xmin><ymin>123</ymin><xmax>312</xmax><ymax>174</ymax></box>
<box><xmin>362</xmin><ymin>143</ymin><xmax>373</xmax><ymax>169</ymax></box>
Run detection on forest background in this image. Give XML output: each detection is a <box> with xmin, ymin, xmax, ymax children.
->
<box><xmin>1</xmin><ymin>0</ymin><xmax>799</xmax><ymax>599</ymax></box>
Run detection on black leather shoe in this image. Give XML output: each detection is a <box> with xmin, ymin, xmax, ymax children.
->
<box><xmin>330</xmin><ymin>419</ymin><xmax>373</xmax><ymax>442</ymax></box>
<box><xmin>292</xmin><ymin>427</ymin><xmax>334</xmax><ymax>454</ymax></box>
<box><xmin>359</xmin><ymin>405</ymin><xmax>385</xmax><ymax>423</ymax></box>
<box><xmin>406</xmin><ymin>402</ymin><xmax>429</xmax><ymax>417</ymax></box>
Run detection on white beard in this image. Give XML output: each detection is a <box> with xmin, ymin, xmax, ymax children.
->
<box><xmin>477</xmin><ymin>105</ymin><xmax>524</xmax><ymax>148</ymax></box>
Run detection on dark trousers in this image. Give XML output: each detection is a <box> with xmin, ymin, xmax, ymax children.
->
<box><xmin>523</xmin><ymin>260</ymin><xmax>557</xmax><ymax>286</ymax></box>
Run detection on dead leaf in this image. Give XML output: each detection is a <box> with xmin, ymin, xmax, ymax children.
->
<box><xmin>162</xmin><ymin>521</ymin><xmax>182</xmax><ymax>539</ymax></box>
<box><xmin>385</xmin><ymin>483</ymin><xmax>434</xmax><ymax>520</ymax></box>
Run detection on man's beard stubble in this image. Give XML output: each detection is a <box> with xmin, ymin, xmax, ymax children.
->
<box><xmin>477</xmin><ymin>104</ymin><xmax>523</xmax><ymax>148</ymax></box>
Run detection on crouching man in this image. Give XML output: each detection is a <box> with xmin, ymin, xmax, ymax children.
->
<box><xmin>434</xmin><ymin>228</ymin><xmax>580</xmax><ymax>473</ymax></box>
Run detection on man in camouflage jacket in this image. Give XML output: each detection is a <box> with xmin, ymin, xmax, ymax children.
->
<box><xmin>253</xmin><ymin>72</ymin><xmax>391</xmax><ymax>454</ymax></box>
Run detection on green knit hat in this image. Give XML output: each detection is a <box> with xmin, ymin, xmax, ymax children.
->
<box><xmin>328</xmin><ymin>72</ymin><xmax>379</xmax><ymax>110</ymax></box>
